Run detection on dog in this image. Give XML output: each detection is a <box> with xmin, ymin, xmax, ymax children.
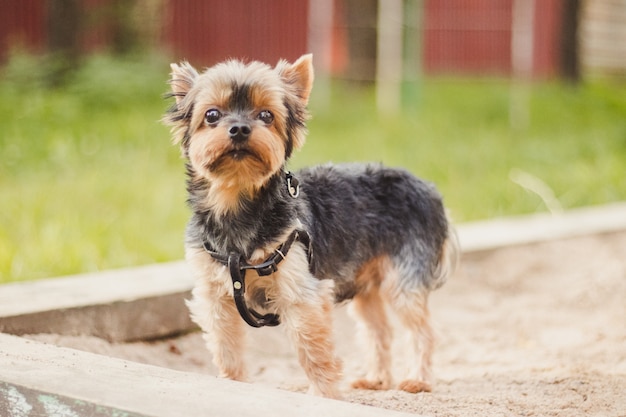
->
<box><xmin>163</xmin><ymin>54</ymin><xmax>459</xmax><ymax>399</ymax></box>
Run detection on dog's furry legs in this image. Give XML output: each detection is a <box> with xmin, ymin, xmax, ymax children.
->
<box><xmin>348</xmin><ymin>257</ymin><xmax>393</xmax><ymax>390</ymax></box>
<box><xmin>392</xmin><ymin>289</ymin><xmax>434</xmax><ymax>393</ymax></box>
<box><xmin>273</xmin><ymin>250</ymin><xmax>343</xmax><ymax>398</ymax></box>
<box><xmin>282</xmin><ymin>299</ymin><xmax>343</xmax><ymax>398</ymax></box>
<box><xmin>188</xmin><ymin>273</ymin><xmax>248</xmax><ymax>381</ymax></box>
<box><xmin>349</xmin><ymin>288</ymin><xmax>393</xmax><ymax>390</ymax></box>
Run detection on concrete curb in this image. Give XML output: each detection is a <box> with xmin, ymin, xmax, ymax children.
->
<box><xmin>0</xmin><ymin>333</ymin><xmax>416</xmax><ymax>417</ymax></box>
<box><xmin>0</xmin><ymin>262</ymin><xmax>194</xmax><ymax>342</ymax></box>
<box><xmin>457</xmin><ymin>202</ymin><xmax>626</xmax><ymax>252</ymax></box>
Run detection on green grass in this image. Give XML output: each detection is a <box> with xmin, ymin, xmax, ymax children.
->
<box><xmin>1</xmin><ymin>54</ymin><xmax>625</xmax><ymax>283</ymax></box>
<box><xmin>1</xmin><ymin>54</ymin><xmax>188</xmax><ymax>282</ymax></box>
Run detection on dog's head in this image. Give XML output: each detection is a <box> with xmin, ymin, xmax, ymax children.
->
<box><xmin>164</xmin><ymin>54</ymin><xmax>313</xmax><ymax>199</ymax></box>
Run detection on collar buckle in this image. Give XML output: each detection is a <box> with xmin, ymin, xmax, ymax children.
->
<box><xmin>285</xmin><ymin>171</ymin><xmax>300</xmax><ymax>198</ymax></box>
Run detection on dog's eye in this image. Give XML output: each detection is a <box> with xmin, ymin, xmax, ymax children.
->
<box><xmin>257</xmin><ymin>110</ymin><xmax>274</xmax><ymax>125</ymax></box>
<box><xmin>205</xmin><ymin>109</ymin><xmax>222</xmax><ymax>125</ymax></box>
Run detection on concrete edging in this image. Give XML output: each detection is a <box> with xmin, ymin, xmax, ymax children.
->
<box><xmin>0</xmin><ymin>262</ymin><xmax>194</xmax><ymax>342</ymax></box>
<box><xmin>456</xmin><ymin>201</ymin><xmax>626</xmax><ymax>252</ymax></box>
<box><xmin>0</xmin><ymin>333</ymin><xmax>416</xmax><ymax>417</ymax></box>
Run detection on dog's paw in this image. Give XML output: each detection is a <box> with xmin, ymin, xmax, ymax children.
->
<box><xmin>398</xmin><ymin>379</ymin><xmax>432</xmax><ymax>393</ymax></box>
<box><xmin>307</xmin><ymin>385</ymin><xmax>343</xmax><ymax>400</ymax></box>
<box><xmin>351</xmin><ymin>378</ymin><xmax>390</xmax><ymax>391</ymax></box>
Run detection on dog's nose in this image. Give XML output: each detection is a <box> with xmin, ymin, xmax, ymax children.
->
<box><xmin>228</xmin><ymin>123</ymin><xmax>251</xmax><ymax>143</ymax></box>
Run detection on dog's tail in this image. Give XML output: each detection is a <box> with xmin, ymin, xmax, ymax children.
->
<box><xmin>429</xmin><ymin>221</ymin><xmax>460</xmax><ymax>290</ymax></box>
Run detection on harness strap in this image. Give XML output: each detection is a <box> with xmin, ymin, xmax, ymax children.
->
<box><xmin>204</xmin><ymin>229</ymin><xmax>313</xmax><ymax>328</ymax></box>
<box><xmin>228</xmin><ymin>253</ymin><xmax>280</xmax><ymax>328</ymax></box>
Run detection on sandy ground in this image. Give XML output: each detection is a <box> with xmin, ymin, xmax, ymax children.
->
<box><xmin>29</xmin><ymin>232</ymin><xmax>626</xmax><ymax>416</ymax></box>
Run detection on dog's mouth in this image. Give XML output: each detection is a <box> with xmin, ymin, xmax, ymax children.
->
<box><xmin>208</xmin><ymin>146</ymin><xmax>264</xmax><ymax>172</ymax></box>
<box><xmin>225</xmin><ymin>148</ymin><xmax>256</xmax><ymax>161</ymax></box>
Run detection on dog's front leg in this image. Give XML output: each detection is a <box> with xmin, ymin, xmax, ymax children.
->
<box><xmin>187</xmin><ymin>253</ymin><xmax>248</xmax><ymax>381</ymax></box>
<box><xmin>282</xmin><ymin>294</ymin><xmax>342</xmax><ymax>399</ymax></box>
<box><xmin>273</xmin><ymin>254</ymin><xmax>343</xmax><ymax>398</ymax></box>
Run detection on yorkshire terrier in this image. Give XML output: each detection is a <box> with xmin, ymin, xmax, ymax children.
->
<box><xmin>163</xmin><ymin>54</ymin><xmax>459</xmax><ymax>399</ymax></box>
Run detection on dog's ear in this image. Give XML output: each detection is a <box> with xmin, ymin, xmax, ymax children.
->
<box><xmin>277</xmin><ymin>54</ymin><xmax>314</xmax><ymax>106</ymax></box>
<box><xmin>164</xmin><ymin>62</ymin><xmax>198</xmax><ymax>148</ymax></box>
<box><xmin>275</xmin><ymin>55</ymin><xmax>313</xmax><ymax>153</ymax></box>
<box><xmin>169</xmin><ymin>62</ymin><xmax>198</xmax><ymax>104</ymax></box>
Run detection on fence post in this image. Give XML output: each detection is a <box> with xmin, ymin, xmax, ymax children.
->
<box><xmin>376</xmin><ymin>0</ymin><xmax>403</xmax><ymax>115</ymax></box>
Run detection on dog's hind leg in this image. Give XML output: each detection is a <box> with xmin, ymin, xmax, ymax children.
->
<box><xmin>388</xmin><ymin>287</ymin><xmax>434</xmax><ymax>393</ymax></box>
<box><xmin>349</xmin><ymin>257</ymin><xmax>393</xmax><ymax>390</ymax></box>
<box><xmin>383</xmin><ymin>232</ymin><xmax>458</xmax><ymax>394</ymax></box>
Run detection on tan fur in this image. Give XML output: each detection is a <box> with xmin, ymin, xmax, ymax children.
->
<box><xmin>348</xmin><ymin>256</ymin><xmax>440</xmax><ymax>393</ymax></box>
<box><xmin>186</xmin><ymin>247</ymin><xmax>248</xmax><ymax>381</ymax></box>
<box><xmin>350</xmin><ymin>257</ymin><xmax>393</xmax><ymax>390</ymax></box>
<box><xmin>431</xmin><ymin>225</ymin><xmax>460</xmax><ymax>290</ymax></box>
<box><xmin>187</xmin><ymin>123</ymin><xmax>286</xmax><ymax>216</ymax></box>
<box><xmin>268</xmin><ymin>242</ymin><xmax>343</xmax><ymax>398</ymax></box>
<box><xmin>388</xmin><ymin>288</ymin><xmax>434</xmax><ymax>392</ymax></box>
<box><xmin>276</xmin><ymin>54</ymin><xmax>314</xmax><ymax>105</ymax></box>
<box><xmin>350</xmin><ymin>293</ymin><xmax>393</xmax><ymax>390</ymax></box>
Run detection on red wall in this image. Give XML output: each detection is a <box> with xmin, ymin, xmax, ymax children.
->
<box><xmin>1</xmin><ymin>0</ymin><xmax>563</xmax><ymax>78</ymax></box>
<box><xmin>423</xmin><ymin>0</ymin><xmax>513</xmax><ymax>76</ymax></box>
<box><xmin>0</xmin><ymin>0</ymin><xmax>45</xmax><ymax>60</ymax></box>
<box><xmin>422</xmin><ymin>0</ymin><xmax>562</xmax><ymax>78</ymax></box>
<box><xmin>163</xmin><ymin>0</ymin><xmax>309</xmax><ymax>67</ymax></box>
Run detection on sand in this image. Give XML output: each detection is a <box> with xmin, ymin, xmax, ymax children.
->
<box><xmin>28</xmin><ymin>232</ymin><xmax>626</xmax><ymax>416</ymax></box>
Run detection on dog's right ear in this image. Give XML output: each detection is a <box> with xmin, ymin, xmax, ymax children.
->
<box><xmin>169</xmin><ymin>62</ymin><xmax>198</xmax><ymax>104</ymax></box>
<box><xmin>164</xmin><ymin>62</ymin><xmax>198</xmax><ymax>148</ymax></box>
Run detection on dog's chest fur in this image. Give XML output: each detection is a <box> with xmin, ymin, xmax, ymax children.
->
<box><xmin>186</xmin><ymin>167</ymin><xmax>299</xmax><ymax>258</ymax></box>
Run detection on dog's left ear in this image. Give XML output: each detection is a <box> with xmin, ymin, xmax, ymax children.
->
<box><xmin>277</xmin><ymin>54</ymin><xmax>314</xmax><ymax>106</ymax></box>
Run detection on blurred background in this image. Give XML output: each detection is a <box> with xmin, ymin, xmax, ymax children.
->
<box><xmin>1</xmin><ymin>0</ymin><xmax>625</xmax><ymax>282</ymax></box>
